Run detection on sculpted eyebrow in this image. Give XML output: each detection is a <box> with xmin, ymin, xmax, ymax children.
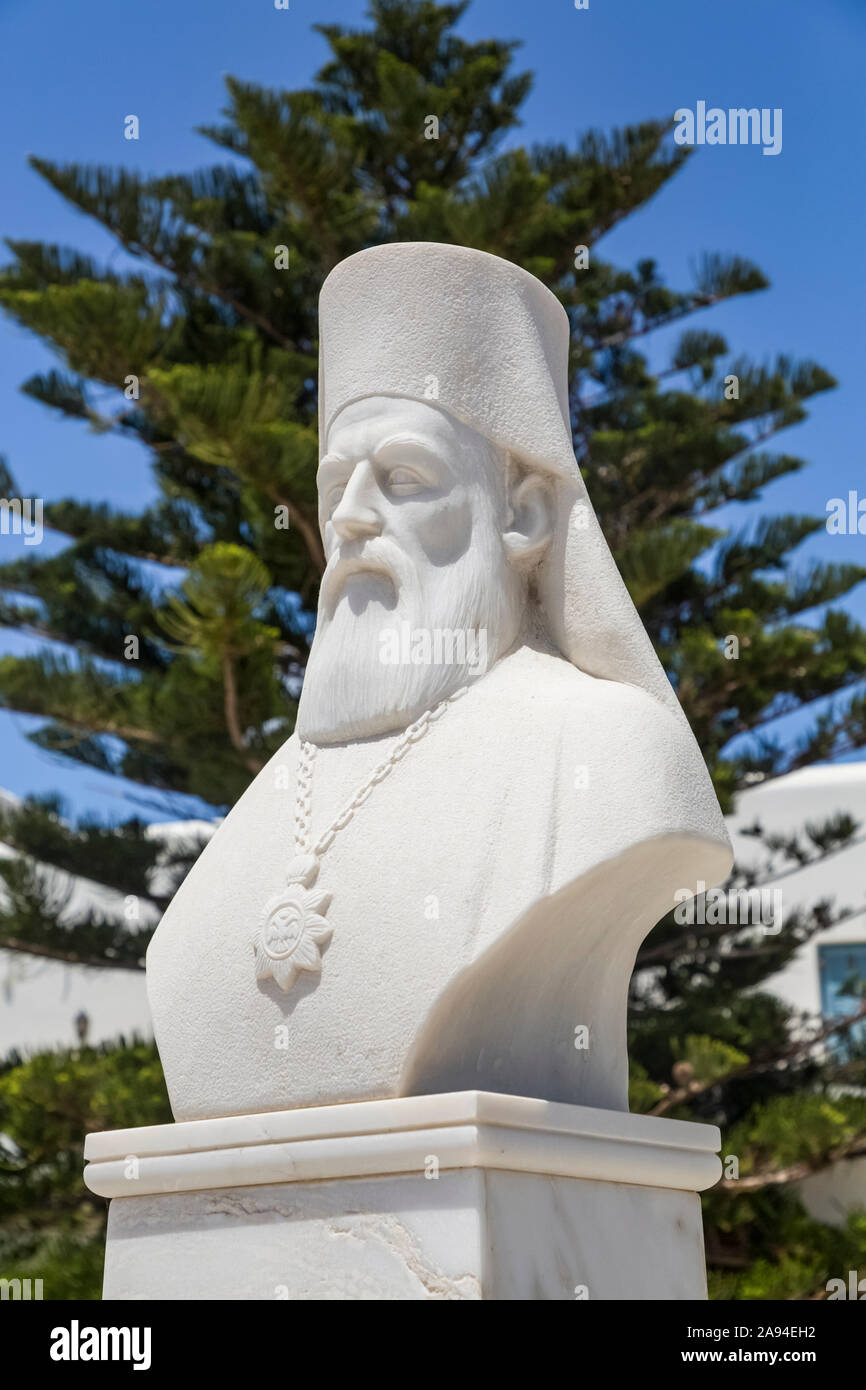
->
<box><xmin>371</xmin><ymin>436</ymin><xmax>444</xmax><ymax>466</ymax></box>
<box><xmin>317</xmin><ymin>437</ymin><xmax>446</xmax><ymax>481</ymax></box>
<box><xmin>316</xmin><ymin>455</ymin><xmax>351</xmax><ymax>484</ymax></box>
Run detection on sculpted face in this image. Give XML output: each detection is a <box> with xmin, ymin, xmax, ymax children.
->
<box><xmin>296</xmin><ymin>396</ymin><xmax>552</xmax><ymax>743</ymax></box>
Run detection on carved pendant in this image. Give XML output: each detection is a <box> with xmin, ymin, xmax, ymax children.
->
<box><xmin>253</xmin><ymin>854</ymin><xmax>332</xmax><ymax>992</ymax></box>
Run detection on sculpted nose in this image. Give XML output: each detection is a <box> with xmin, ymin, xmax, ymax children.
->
<box><xmin>331</xmin><ymin>461</ymin><xmax>382</xmax><ymax>542</ymax></box>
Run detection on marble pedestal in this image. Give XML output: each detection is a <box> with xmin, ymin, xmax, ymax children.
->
<box><xmin>83</xmin><ymin>1092</ymin><xmax>721</xmax><ymax>1300</ymax></box>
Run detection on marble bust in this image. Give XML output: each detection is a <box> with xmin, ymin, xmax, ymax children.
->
<box><xmin>147</xmin><ymin>242</ymin><xmax>732</xmax><ymax>1124</ymax></box>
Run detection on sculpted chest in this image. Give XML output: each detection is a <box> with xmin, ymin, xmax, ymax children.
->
<box><xmin>147</xmin><ymin>665</ymin><xmax>729</xmax><ymax>1124</ymax></box>
<box><xmin>146</xmin><ymin>703</ymin><xmax>547</xmax><ymax>1120</ymax></box>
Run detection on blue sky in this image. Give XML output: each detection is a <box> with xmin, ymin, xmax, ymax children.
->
<box><xmin>0</xmin><ymin>0</ymin><xmax>864</xmax><ymax>820</ymax></box>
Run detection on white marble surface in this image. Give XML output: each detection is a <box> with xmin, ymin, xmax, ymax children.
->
<box><xmin>102</xmin><ymin>1170</ymin><xmax>707</xmax><ymax>1301</ymax></box>
<box><xmin>84</xmin><ymin>1090</ymin><xmax>722</xmax><ymax>1198</ymax></box>
<box><xmin>92</xmin><ymin>1093</ymin><xmax>717</xmax><ymax>1300</ymax></box>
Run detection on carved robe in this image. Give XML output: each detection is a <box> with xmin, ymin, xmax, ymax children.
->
<box><xmin>147</xmin><ymin>643</ymin><xmax>731</xmax><ymax>1122</ymax></box>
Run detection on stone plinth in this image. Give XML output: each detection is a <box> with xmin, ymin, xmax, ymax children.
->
<box><xmin>84</xmin><ymin>1091</ymin><xmax>720</xmax><ymax>1300</ymax></box>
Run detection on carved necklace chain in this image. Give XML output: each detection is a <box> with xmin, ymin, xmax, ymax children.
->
<box><xmin>252</xmin><ymin>685</ymin><xmax>468</xmax><ymax>992</ymax></box>
<box><xmin>294</xmin><ymin>684</ymin><xmax>468</xmax><ymax>858</ymax></box>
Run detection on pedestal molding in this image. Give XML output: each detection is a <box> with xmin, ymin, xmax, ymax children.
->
<box><xmin>84</xmin><ymin>1090</ymin><xmax>721</xmax><ymax>1199</ymax></box>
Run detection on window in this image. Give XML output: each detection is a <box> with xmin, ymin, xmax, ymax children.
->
<box><xmin>818</xmin><ymin>943</ymin><xmax>866</xmax><ymax>1058</ymax></box>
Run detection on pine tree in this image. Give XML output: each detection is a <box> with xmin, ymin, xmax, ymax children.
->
<box><xmin>1</xmin><ymin>0</ymin><xmax>864</xmax><ymax>1299</ymax></box>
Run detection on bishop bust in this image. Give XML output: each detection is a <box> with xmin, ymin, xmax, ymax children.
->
<box><xmin>147</xmin><ymin>243</ymin><xmax>732</xmax><ymax>1123</ymax></box>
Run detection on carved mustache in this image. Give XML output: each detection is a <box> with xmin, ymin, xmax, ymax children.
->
<box><xmin>320</xmin><ymin>540</ymin><xmax>411</xmax><ymax>611</ymax></box>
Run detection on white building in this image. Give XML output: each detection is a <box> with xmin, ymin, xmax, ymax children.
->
<box><xmin>728</xmin><ymin>763</ymin><xmax>866</xmax><ymax>1027</ymax></box>
<box><xmin>0</xmin><ymin>792</ymin><xmax>213</xmax><ymax>1056</ymax></box>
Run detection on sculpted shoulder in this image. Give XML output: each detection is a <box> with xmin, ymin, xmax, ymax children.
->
<box><xmin>479</xmin><ymin>643</ymin><xmax>681</xmax><ymax>744</ymax></box>
<box><xmin>475</xmin><ymin>645</ymin><xmax>731</xmax><ymax>856</ymax></box>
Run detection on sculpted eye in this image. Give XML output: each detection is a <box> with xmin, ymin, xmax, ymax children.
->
<box><xmin>387</xmin><ymin>467</ymin><xmax>426</xmax><ymax>495</ymax></box>
<box><xmin>327</xmin><ymin>483</ymin><xmax>346</xmax><ymax>511</ymax></box>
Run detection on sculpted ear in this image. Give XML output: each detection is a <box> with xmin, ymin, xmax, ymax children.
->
<box><xmin>502</xmin><ymin>465</ymin><xmax>554</xmax><ymax>569</ymax></box>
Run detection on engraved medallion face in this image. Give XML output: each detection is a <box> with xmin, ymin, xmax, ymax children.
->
<box><xmin>263</xmin><ymin>895</ymin><xmax>305</xmax><ymax>960</ymax></box>
<box><xmin>253</xmin><ymin>883</ymin><xmax>332</xmax><ymax>992</ymax></box>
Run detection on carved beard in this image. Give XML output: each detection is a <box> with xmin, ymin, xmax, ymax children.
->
<box><xmin>296</xmin><ymin>529</ymin><xmax>523</xmax><ymax>744</ymax></box>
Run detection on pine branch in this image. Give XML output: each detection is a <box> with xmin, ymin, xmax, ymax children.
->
<box><xmin>650</xmin><ymin>999</ymin><xmax>866</xmax><ymax>1116</ymax></box>
<box><xmin>719</xmin><ymin>1137</ymin><xmax>866</xmax><ymax>1192</ymax></box>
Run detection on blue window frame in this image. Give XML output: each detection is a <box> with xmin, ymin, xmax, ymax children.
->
<box><xmin>818</xmin><ymin>943</ymin><xmax>866</xmax><ymax>1057</ymax></box>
